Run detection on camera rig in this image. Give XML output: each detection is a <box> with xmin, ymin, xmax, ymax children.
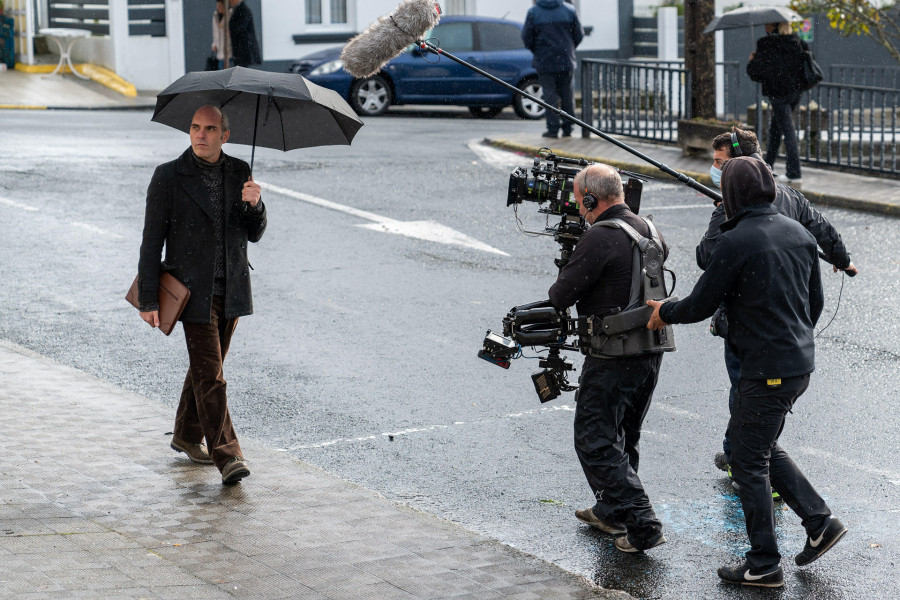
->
<box><xmin>506</xmin><ymin>149</ymin><xmax>648</xmax><ymax>269</ymax></box>
<box><xmin>478</xmin><ymin>151</ymin><xmax>652</xmax><ymax>403</ymax></box>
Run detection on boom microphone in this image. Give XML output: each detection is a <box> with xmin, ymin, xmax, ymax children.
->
<box><xmin>341</xmin><ymin>0</ymin><xmax>442</xmax><ymax>78</ymax></box>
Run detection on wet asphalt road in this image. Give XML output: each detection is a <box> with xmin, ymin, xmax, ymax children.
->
<box><xmin>1</xmin><ymin>108</ymin><xmax>898</xmax><ymax>599</ymax></box>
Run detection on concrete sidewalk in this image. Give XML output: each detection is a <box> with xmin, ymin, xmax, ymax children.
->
<box><xmin>485</xmin><ymin>133</ymin><xmax>899</xmax><ymax>217</ymax></box>
<box><xmin>0</xmin><ymin>64</ymin><xmax>155</xmax><ymax>110</ymax></box>
<box><xmin>0</xmin><ymin>339</ymin><xmax>627</xmax><ymax>600</ymax></box>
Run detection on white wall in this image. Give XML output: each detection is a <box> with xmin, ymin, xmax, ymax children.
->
<box><xmin>263</xmin><ymin>0</ymin><xmax>617</xmax><ymax>61</ymax></box>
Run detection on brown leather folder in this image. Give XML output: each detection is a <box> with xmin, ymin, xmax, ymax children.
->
<box><xmin>126</xmin><ymin>272</ymin><xmax>191</xmax><ymax>336</ymax></box>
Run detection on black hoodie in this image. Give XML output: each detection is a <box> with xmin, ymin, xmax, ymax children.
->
<box><xmin>660</xmin><ymin>157</ymin><xmax>823</xmax><ymax>380</ymax></box>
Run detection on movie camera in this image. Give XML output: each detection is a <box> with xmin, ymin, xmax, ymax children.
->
<box><xmin>479</xmin><ymin>152</ymin><xmax>652</xmax><ymax>403</ymax></box>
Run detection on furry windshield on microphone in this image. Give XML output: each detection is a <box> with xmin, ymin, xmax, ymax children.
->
<box><xmin>341</xmin><ymin>0</ymin><xmax>442</xmax><ymax>79</ymax></box>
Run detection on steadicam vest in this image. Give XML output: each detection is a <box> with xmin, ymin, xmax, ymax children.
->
<box><xmin>582</xmin><ymin>217</ymin><xmax>677</xmax><ymax>358</ymax></box>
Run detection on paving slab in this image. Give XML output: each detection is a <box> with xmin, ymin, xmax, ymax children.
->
<box><xmin>0</xmin><ymin>339</ymin><xmax>629</xmax><ymax>600</ymax></box>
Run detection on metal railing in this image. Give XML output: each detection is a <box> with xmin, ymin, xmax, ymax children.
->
<box><xmin>582</xmin><ymin>58</ymin><xmax>900</xmax><ymax>176</ymax></box>
<box><xmin>827</xmin><ymin>65</ymin><xmax>900</xmax><ymax>90</ymax></box>
<box><xmin>579</xmin><ymin>58</ymin><xmax>744</xmax><ymax>143</ymax></box>
<box><xmin>580</xmin><ymin>59</ymin><xmax>691</xmax><ymax>143</ymax></box>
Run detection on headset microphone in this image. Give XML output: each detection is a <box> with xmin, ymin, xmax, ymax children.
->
<box><xmin>730</xmin><ymin>131</ymin><xmax>743</xmax><ymax>157</ymax></box>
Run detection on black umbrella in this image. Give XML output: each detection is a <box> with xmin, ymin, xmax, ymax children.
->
<box><xmin>152</xmin><ymin>66</ymin><xmax>364</xmax><ymax>173</ymax></box>
<box><xmin>703</xmin><ymin>5</ymin><xmax>803</xmax><ymax>34</ymax></box>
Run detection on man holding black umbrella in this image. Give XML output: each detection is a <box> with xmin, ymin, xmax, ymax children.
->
<box><xmin>138</xmin><ymin>105</ymin><xmax>266</xmax><ymax>485</ymax></box>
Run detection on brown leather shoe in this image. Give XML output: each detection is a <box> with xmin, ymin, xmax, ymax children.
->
<box><xmin>575</xmin><ymin>508</ymin><xmax>627</xmax><ymax>535</ymax></box>
<box><xmin>614</xmin><ymin>532</ymin><xmax>667</xmax><ymax>553</ymax></box>
<box><xmin>222</xmin><ymin>457</ymin><xmax>250</xmax><ymax>484</ymax></box>
<box><xmin>170</xmin><ymin>436</ymin><xmax>213</xmax><ymax>465</ymax></box>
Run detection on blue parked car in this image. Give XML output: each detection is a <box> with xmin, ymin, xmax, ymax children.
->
<box><xmin>290</xmin><ymin>16</ymin><xmax>545</xmax><ymax>119</ymax></box>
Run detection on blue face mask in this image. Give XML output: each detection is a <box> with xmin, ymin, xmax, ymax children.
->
<box><xmin>710</xmin><ymin>164</ymin><xmax>722</xmax><ymax>188</ymax></box>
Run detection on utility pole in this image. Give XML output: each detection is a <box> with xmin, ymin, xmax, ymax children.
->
<box><xmin>683</xmin><ymin>0</ymin><xmax>716</xmax><ymax>119</ymax></box>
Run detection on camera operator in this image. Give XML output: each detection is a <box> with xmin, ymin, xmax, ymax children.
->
<box><xmin>701</xmin><ymin>128</ymin><xmax>857</xmax><ymax>481</ymax></box>
<box><xmin>647</xmin><ymin>157</ymin><xmax>846</xmax><ymax>588</ymax></box>
<box><xmin>548</xmin><ymin>164</ymin><xmax>667</xmax><ymax>554</ymax></box>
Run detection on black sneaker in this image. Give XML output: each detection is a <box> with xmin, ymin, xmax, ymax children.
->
<box><xmin>717</xmin><ymin>562</ymin><xmax>784</xmax><ymax>588</ymax></box>
<box><xmin>795</xmin><ymin>516</ymin><xmax>847</xmax><ymax>566</ymax></box>
<box><xmin>541</xmin><ymin>131</ymin><xmax>558</xmax><ymax>139</ymax></box>
<box><xmin>561</xmin><ymin>131</ymin><xmax>572</xmax><ymax>138</ymax></box>
<box><xmin>575</xmin><ymin>508</ymin><xmax>626</xmax><ymax>535</ymax></box>
<box><xmin>714</xmin><ymin>451</ymin><xmax>730</xmax><ymax>472</ymax></box>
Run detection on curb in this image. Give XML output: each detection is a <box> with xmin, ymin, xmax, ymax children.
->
<box><xmin>14</xmin><ymin>62</ymin><xmax>137</xmax><ymax>97</ymax></box>
<box><xmin>486</xmin><ymin>138</ymin><xmax>899</xmax><ymax>218</ymax></box>
<box><xmin>0</xmin><ymin>103</ymin><xmax>47</xmax><ymax>109</ymax></box>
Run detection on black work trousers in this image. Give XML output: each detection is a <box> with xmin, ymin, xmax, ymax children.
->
<box><xmin>538</xmin><ymin>70</ymin><xmax>574</xmax><ymax>135</ymax></box>
<box><xmin>574</xmin><ymin>353</ymin><xmax>663</xmax><ymax>548</ymax></box>
<box><xmin>174</xmin><ymin>296</ymin><xmax>243</xmax><ymax>472</ymax></box>
<box><xmin>729</xmin><ymin>375</ymin><xmax>831</xmax><ymax>571</ymax></box>
<box><xmin>764</xmin><ymin>92</ymin><xmax>802</xmax><ymax>180</ymax></box>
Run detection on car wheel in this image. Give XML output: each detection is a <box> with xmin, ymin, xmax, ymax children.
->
<box><xmin>468</xmin><ymin>106</ymin><xmax>504</xmax><ymax>119</ymax></box>
<box><xmin>513</xmin><ymin>79</ymin><xmax>545</xmax><ymax>120</ymax></box>
<box><xmin>350</xmin><ymin>75</ymin><xmax>392</xmax><ymax>116</ymax></box>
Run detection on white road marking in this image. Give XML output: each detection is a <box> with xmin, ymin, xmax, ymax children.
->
<box><xmin>276</xmin><ymin>403</ymin><xmax>575</xmax><ymax>451</ymax></box>
<box><xmin>258</xmin><ymin>180</ymin><xmax>509</xmax><ymax>256</ymax></box>
<box><xmin>1</xmin><ymin>197</ymin><xmax>125</xmax><ymax>239</ymax></box>
<box><xmin>0</xmin><ymin>196</ymin><xmax>39</xmax><ymax>212</ymax></box>
<box><xmin>71</xmin><ymin>221</ymin><xmax>125</xmax><ymax>240</ymax></box>
<box><xmin>793</xmin><ymin>446</ymin><xmax>900</xmax><ymax>483</ymax></box>
<box><xmin>467</xmin><ymin>139</ymin><xmax>528</xmax><ymax>170</ymax></box>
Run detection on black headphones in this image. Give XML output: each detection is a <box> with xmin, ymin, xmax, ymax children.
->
<box><xmin>730</xmin><ymin>131</ymin><xmax>743</xmax><ymax>157</ymax></box>
<box><xmin>582</xmin><ymin>190</ymin><xmax>598</xmax><ymax>211</ymax></box>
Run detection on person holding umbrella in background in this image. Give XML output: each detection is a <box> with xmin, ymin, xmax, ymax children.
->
<box><xmin>138</xmin><ymin>105</ymin><xmax>265</xmax><ymax>485</ymax></box>
<box><xmin>747</xmin><ymin>21</ymin><xmax>809</xmax><ymax>186</ymax></box>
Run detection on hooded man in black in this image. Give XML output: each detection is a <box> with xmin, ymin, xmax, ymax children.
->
<box><xmin>646</xmin><ymin>157</ymin><xmax>847</xmax><ymax>588</ymax></box>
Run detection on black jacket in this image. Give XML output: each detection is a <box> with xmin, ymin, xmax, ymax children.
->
<box><xmin>747</xmin><ymin>33</ymin><xmax>808</xmax><ymax>99</ymax></box>
<box><xmin>696</xmin><ymin>182</ymin><xmax>851</xmax><ymax>271</ymax></box>
<box><xmin>549</xmin><ymin>203</ymin><xmax>667</xmax><ymax>317</ymax></box>
<box><xmin>661</xmin><ymin>202</ymin><xmax>823</xmax><ymax>380</ymax></box>
<box><xmin>138</xmin><ymin>148</ymin><xmax>267</xmax><ymax>322</ymax></box>
<box><xmin>522</xmin><ymin>0</ymin><xmax>584</xmax><ymax>73</ymax></box>
<box><xmin>229</xmin><ymin>2</ymin><xmax>261</xmax><ymax>67</ymax></box>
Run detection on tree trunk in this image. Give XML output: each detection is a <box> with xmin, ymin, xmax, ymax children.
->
<box><xmin>684</xmin><ymin>0</ymin><xmax>716</xmax><ymax>119</ymax></box>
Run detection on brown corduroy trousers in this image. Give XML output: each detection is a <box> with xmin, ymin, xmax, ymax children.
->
<box><xmin>173</xmin><ymin>296</ymin><xmax>243</xmax><ymax>472</ymax></box>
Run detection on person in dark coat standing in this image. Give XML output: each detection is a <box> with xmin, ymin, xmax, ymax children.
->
<box><xmin>747</xmin><ymin>21</ymin><xmax>808</xmax><ymax>184</ymax></box>
<box><xmin>647</xmin><ymin>157</ymin><xmax>847</xmax><ymax>588</ymax></box>
<box><xmin>549</xmin><ymin>164</ymin><xmax>667</xmax><ymax>554</ymax></box>
<box><xmin>138</xmin><ymin>105</ymin><xmax>266</xmax><ymax>485</ymax></box>
<box><xmin>701</xmin><ymin>128</ymin><xmax>857</xmax><ymax>480</ymax></box>
<box><xmin>522</xmin><ymin>0</ymin><xmax>584</xmax><ymax>138</ymax></box>
<box><xmin>228</xmin><ymin>0</ymin><xmax>261</xmax><ymax>67</ymax></box>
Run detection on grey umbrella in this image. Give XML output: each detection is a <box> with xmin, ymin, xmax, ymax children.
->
<box><xmin>152</xmin><ymin>66</ymin><xmax>364</xmax><ymax>173</ymax></box>
<box><xmin>703</xmin><ymin>5</ymin><xmax>803</xmax><ymax>34</ymax></box>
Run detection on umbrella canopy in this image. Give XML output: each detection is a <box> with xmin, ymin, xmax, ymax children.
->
<box><xmin>152</xmin><ymin>67</ymin><xmax>364</xmax><ymax>169</ymax></box>
<box><xmin>703</xmin><ymin>6</ymin><xmax>803</xmax><ymax>34</ymax></box>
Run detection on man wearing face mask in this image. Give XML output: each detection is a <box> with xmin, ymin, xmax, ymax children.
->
<box><xmin>646</xmin><ymin>157</ymin><xmax>847</xmax><ymax>588</ymax></box>
<box><xmin>700</xmin><ymin>128</ymin><xmax>857</xmax><ymax>480</ymax></box>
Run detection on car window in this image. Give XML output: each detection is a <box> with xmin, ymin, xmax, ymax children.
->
<box><xmin>429</xmin><ymin>22</ymin><xmax>474</xmax><ymax>52</ymax></box>
<box><xmin>478</xmin><ymin>23</ymin><xmax>525</xmax><ymax>52</ymax></box>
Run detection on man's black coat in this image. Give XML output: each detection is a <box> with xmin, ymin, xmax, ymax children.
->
<box><xmin>138</xmin><ymin>148</ymin><xmax>267</xmax><ymax>322</ymax></box>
